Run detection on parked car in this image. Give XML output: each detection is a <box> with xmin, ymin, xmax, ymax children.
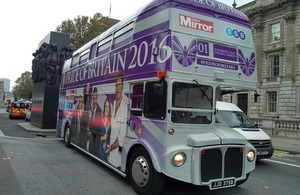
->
<box><xmin>216</xmin><ymin>101</ymin><xmax>274</xmax><ymax>160</ymax></box>
<box><xmin>25</xmin><ymin>106</ymin><xmax>31</xmax><ymax>122</ymax></box>
<box><xmin>9</xmin><ymin>101</ymin><xmax>26</xmax><ymax>119</ymax></box>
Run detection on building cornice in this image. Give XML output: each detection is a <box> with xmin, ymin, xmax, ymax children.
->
<box><xmin>239</xmin><ymin>0</ymin><xmax>297</xmax><ymax>19</ymax></box>
<box><xmin>263</xmin><ymin>46</ymin><xmax>285</xmax><ymax>56</ymax></box>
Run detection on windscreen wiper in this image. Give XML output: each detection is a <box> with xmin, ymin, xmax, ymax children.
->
<box><xmin>192</xmin><ymin>79</ymin><xmax>212</xmax><ymax>106</ymax></box>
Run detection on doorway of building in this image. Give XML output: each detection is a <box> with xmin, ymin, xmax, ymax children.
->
<box><xmin>237</xmin><ymin>93</ymin><xmax>248</xmax><ymax>115</ymax></box>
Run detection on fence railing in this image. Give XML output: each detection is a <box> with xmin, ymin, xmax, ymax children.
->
<box><xmin>275</xmin><ymin>120</ymin><xmax>300</xmax><ymax>131</ymax></box>
<box><xmin>251</xmin><ymin>117</ymin><xmax>300</xmax><ymax>139</ymax></box>
<box><xmin>252</xmin><ymin>118</ymin><xmax>300</xmax><ymax>130</ymax></box>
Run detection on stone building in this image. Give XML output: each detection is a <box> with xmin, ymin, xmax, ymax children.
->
<box><xmin>0</xmin><ymin>78</ymin><xmax>10</xmax><ymax>92</ymax></box>
<box><xmin>0</xmin><ymin>81</ymin><xmax>4</xmax><ymax>106</ymax></box>
<box><xmin>228</xmin><ymin>0</ymin><xmax>300</xmax><ymax>139</ymax></box>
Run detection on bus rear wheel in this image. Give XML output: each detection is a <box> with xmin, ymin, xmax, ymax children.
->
<box><xmin>128</xmin><ymin>147</ymin><xmax>165</xmax><ymax>195</ymax></box>
<box><xmin>64</xmin><ymin>124</ymin><xmax>71</xmax><ymax>148</ymax></box>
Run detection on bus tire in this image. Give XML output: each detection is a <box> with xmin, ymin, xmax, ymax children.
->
<box><xmin>236</xmin><ymin>173</ymin><xmax>250</xmax><ymax>186</ymax></box>
<box><xmin>128</xmin><ymin>146</ymin><xmax>165</xmax><ymax>195</ymax></box>
<box><xmin>64</xmin><ymin>124</ymin><xmax>72</xmax><ymax>148</ymax></box>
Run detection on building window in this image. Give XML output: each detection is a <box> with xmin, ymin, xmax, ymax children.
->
<box><xmin>267</xmin><ymin>91</ymin><xmax>277</xmax><ymax>113</ymax></box>
<box><xmin>269</xmin><ymin>55</ymin><xmax>279</xmax><ymax>77</ymax></box>
<box><xmin>270</xmin><ymin>23</ymin><xmax>280</xmax><ymax>42</ymax></box>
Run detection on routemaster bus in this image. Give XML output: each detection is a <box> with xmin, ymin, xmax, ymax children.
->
<box><xmin>56</xmin><ymin>0</ymin><xmax>257</xmax><ymax>194</ymax></box>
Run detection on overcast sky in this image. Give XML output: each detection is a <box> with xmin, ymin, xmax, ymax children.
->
<box><xmin>0</xmin><ymin>0</ymin><xmax>252</xmax><ymax>90</ymax></box>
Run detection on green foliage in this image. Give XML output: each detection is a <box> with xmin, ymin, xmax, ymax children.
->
<box><xmin>56</xmin><ymin>13</ymin><xmax>113</xmax><ymax>51</ymax></box>
<box><xmin>11</xmin><ymin>71</ymin><xmax>33</xmax><ymax>100</ymax></box>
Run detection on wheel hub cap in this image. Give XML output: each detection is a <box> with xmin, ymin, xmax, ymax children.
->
<box><xmin>132</xmin><ymin>156</ymin><xmax>149</xmax><ymax>187</ymax></box>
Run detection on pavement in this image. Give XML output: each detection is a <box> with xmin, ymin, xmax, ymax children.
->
<box><xmin>18</xmin><ymin>122</ymin><xmax>56</xmax><ymax>133</ymax></box>
<box><xmin>270</xmin><ymin>136</ymin><xmax>300</xmax><ymax>154</ymax></box>
<box><xmin>1</xmin><ymin>106</ymin><xmax>300</xmax><ymax>154</ymax></box>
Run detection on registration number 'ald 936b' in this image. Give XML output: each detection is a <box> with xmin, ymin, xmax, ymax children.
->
<box><xmin>210</xmin><ymin>178</ymin><xmax>235</xmax><ymax>190</ymax></box>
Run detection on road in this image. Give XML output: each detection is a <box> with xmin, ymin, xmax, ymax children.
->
<box><xmin>1</xmin><ymin>112</ymin><xmax>300</xmax><ymax>194</ymax></box>
<box><xmin>0</xmin><ymin>137</ymin><xmax>133</xmax><ymax>195</ymax></box>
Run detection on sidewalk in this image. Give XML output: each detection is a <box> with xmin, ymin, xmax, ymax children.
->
<box><xmin>18</xmin><ymin>123</ymin><xmax>56</xmax><ymax>133</ymax></box>
<box><xmin>270</xmin><ymin>136</ymin><xmax>300</xmax><ymax>154</ymax></box>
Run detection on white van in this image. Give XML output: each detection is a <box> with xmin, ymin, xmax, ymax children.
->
<box><xmin>216</xmin><ymin>101</ymin><xmax>274</xmax><ymax>160</ymax></box>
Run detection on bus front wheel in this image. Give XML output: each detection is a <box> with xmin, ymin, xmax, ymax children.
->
<box><xmin>128</xmin><ymin>146</ymin><xmax>165</xmax><ymax>195</ymax></box>
<box><xmin>64</xmin><ymin>124</ymin><xmax>71</xmax><ymax>148</ymax></box>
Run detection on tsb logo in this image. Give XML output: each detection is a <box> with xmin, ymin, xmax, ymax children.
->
<box><xmin>225</xmin><ymin>27</ymin><xmax>246</xmax><ymax>40</ymax></box>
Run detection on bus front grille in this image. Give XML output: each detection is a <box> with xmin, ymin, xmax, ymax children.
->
<box><xmin>200</xmin><ymin>147</ymin><xmax>243</xmax><ymax>182</ymax></box>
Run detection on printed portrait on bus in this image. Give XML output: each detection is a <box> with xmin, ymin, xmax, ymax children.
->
<box><xmin>88</xmin><ymin>87</ymin><xmax>102</xmax><ymax>153</ymax></box>
<box><xmin>99</xmin><ymin>98</ymin><xmax>112</xmax><ymax>162</ymax></box>
<box><xmin>106</xmin><ymin>72</ymin><xmax>127</xmax><ymax>168</ymax></box>
<box><xmin>91</xmin><ymin>87</ymin><xmax>102</xmax><ymax>116</ymax></box>
<box><xmin>82</xmin><ymin>81</ymin><xmax>92</xmax><ymax>151</ymax></box>
<box><xmin>84</xmin><ymin>81</ymin><xmax>91</xmax><ymax>111</ymax></box>
<box><xmin>74</xmin><ymin>94</ymin><xmax>84</xmax><ymax>144</ymax></box>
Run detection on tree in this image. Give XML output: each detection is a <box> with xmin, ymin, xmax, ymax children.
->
<box><xmin>56</xmin><ymin>13</ymin><xmax>113</xmax><ymax>51</ymax></box>
<box><xmin>11</xmin><ymin>71</ymin><xmax>33</xmax><ymax>100</ymax></box>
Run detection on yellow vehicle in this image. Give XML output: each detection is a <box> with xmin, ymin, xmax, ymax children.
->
<box><xmin>9</xmin><ymin>101</ymin><xmax>27</xmax><ymax>119</ymax></box>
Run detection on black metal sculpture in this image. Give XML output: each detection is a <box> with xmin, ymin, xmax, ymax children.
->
<box><xmin>31</xmin><ymin>42</ymin><xmax>73</xmax><ymax>85</ymax></box>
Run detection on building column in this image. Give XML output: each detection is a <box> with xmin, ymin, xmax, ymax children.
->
<box><xmin>284</xmin><ymin>14</ymin><xmax>296</xmax><ymax>81</ymax></box>
<box><xmin>253</xmin><ymin>21</ymin><xmax>264</xmax><ymax>117</ymax></box>
<box><xmin>254</xmin><ymin>22</ymin><xmax>264</xmax><ymax>85</ymax></box>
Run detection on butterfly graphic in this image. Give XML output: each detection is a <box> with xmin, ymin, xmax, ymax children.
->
<box><xmin>172</xmin><ymin>35</ymin><xmax>197</xmax><ymax>67</ymax></box>
<box><xmin>238</xmin><ymin>49</ymin><xmax>256</xmax><ymax>76</ymax></box>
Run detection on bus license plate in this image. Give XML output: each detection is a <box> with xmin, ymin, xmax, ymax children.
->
<box><xmin>258</xmin><ymin>151</ymin><xmax>268</xmax><ymax>155</ymax></box>
<box><xmin>210</xmin><ymin>179</ymin><xmax>235</xmax><ymax>189</ymax></box>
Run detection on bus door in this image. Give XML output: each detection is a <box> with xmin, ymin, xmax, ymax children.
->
<box><xmin>128</xmin><ymin>81</ymin><xmax>167</xmax><ymax>144</ymax></box>
<box><xmin>128</xmin><ymin>83</ymin><xmax>144</xmax><ymax>138</ymax></box>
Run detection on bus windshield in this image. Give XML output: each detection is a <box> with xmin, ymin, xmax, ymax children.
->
<box><xmin>171</xmin><ymin>82</ymin><xmax>213</xmax><ymax>124</ymax></box>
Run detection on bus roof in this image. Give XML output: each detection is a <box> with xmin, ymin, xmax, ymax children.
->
<box><xmin>74</xmin><ymin>0</ymin><xmax>250</xmax><ymax>55</ymax></box>
<box><xmin>62</xmin><ymin>0</ymin><xmax>256</xmax><ymax>92</ymax></box>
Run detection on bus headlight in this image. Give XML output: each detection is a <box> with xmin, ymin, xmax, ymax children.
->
<box><xmin>247</xmin><ymin>150</ymin><xmax>255</xmax><ymax>162</ymax></box>
<box><xmin>172</xmin><ymin>152</ymin><xmax>186</xmax><ymax>167</ymax></box>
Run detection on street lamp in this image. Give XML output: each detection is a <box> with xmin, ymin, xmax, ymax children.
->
<box><xmin>232</xmin><ymin>0</ymin><xmax>237</xmax><ymax>8</ymax></box>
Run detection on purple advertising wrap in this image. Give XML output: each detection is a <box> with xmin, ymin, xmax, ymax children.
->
<box><xmin>62</xmin><ymin>0</ymin><xmax>255</xmax><ymax>90</ymax></box>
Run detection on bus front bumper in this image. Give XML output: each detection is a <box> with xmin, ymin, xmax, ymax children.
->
<box><xmin>161</xmin><ymin>144</ymin><xmax>256</xmax><ymax>189</ymax></box>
